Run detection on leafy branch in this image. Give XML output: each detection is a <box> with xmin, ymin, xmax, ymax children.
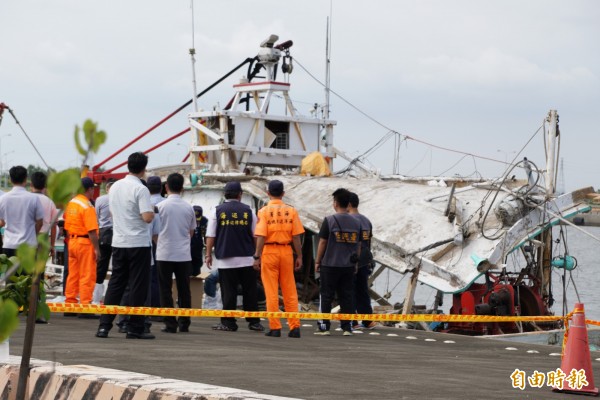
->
<box><xmin>0</xmin><ymin>118</ymin><xmax>107</xmax><ymax>400</ymax></box>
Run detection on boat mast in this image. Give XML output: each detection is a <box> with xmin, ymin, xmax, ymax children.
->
<box><xmin>323</xmin><ymin>4</ymin><xmax>334</xmax><ymax>162</ymax></box>
<box><xmin>324</xmin><ymin>17</ymin><xmax>331</xmax><ymax>121</ymax></box>
<box><xmin>540</xmin><ymin>110</ymin><xmax>560</xmax><ymax>310</ymax></box>
<box><xmin>189</xmin><ymin>0</ymin><xmax>201</xmax><ymax>168</ymax></box>
<box><xmin>545</xmin><ymin>110</ymin><xmax>559</xmax><ymax>195</ymax></box>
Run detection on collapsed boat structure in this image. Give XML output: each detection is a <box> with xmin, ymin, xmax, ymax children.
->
<box><xmin>88</xmin><ymin>35</ymin><xmax>593</xmax><ymax>335</ymax></box>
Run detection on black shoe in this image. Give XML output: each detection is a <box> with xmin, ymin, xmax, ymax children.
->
<box><xmin>161</xmin><ymin>327</ymin><xmax>177</xmax><ymax>333</ymax></box>
<box><xmin>265</xmin><ymin>329</ymin><xmax>281</xmax><ymax>337</ymax></box>
<box><xmin>212</xmin><ymin>323</ymin><xmax>237</xmax><ymax>332</ymax></box>
<box><xmin>248</xmin><ymin>322</ymin><xmax>265</xmax><ymax>332</ymax></box>
<box><xmin>35</xmin><ymin>318</ymin><xmax>48</xmax><ymax>324</ymax></box>
<box><xmin>64</xmin><ymin>312</ymin><xmax>78</xmax><ymax>317</ymax></box>
<box><xmin>126</xmin><ymin>331</ymin><xmax>156</xmax><ymax>339</ymax></box>
<box><xmin>78</xmin><ymin>314</ymin><xmax>100</xmax><ymax>319</ymax></box>
<box><xmin>95</xmin><ymin>328</ymin><xmax>109</xmax><ymax>338</ymax></box>
<box><xmin>288</xmin><ymin>328</ymin><xmax>301</xmax><ymax>338</ymax></box>
<box><xmin>118</xmin><ymin>325</ymin><xmax>128</xmax><ymax>333</ymax></box>
<box><xmin>179</xmin><ymin>326</ymin><xmax>189</xmax><ymax>333</ymax></box>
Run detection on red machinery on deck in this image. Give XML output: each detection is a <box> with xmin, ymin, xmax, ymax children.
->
<box><xmin>446</xmin><ymin>265</ymin><xmax>559</xmax><ymax>335</ymax></box>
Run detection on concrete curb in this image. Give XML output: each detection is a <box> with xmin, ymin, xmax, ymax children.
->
<box><xmin>1</xmin><ymin>356</ymin><xmax>300</xmax><ymax>400</ymax></box>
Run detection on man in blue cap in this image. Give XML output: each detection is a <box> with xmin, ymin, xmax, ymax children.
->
<box><xmin>63</xmin><ymin>177</ymin><xmax>101</xmax><ymax>310</ymax></box>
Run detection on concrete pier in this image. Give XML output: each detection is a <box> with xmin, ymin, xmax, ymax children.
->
<box><xmin>2</xmin><ymin>315</ymin><xmax>598</xmax><ymax>399</ymax></box>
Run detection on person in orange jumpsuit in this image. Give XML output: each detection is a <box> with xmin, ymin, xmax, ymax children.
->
<box><xmin>253</xmin><ymin>180</ymin><xmax>304</xmax><ymax>338</ymax></box>
<box><xmin>64</xmin><ymin>177</ymin><xmax>101</xmax><ymax>312</ymax></box>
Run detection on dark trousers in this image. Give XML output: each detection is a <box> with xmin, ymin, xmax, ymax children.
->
<box><xmin>218</xmin><ymin>267</ymin><xmax>260</xmax><ymax>328</ymax></box>
<box><xmin>96</xmin><ymin>244</ymin><xmax>112</xmax><ymax>283</ymax></box>
<box><xmin>317</xmin><ymin>266</ymin><xmax>355</xmax><ymax>332</ymax></box>
<box><xmin>62</xmin><ymin>242</ymin><xmax>69</xmax><ymax>295</ymax></box>
<box><xmin>150</xmin><ymin>263</ymin><xmax>160</xmax><ymax>307</ymax></box>
<box><xmin>150</xmin><ymin>242</ymin><xmax>160</xmax><ymax>307</ymax></box>
<box><xmin>353</xmin><ymin>265</ymin><xmax>373</xmax><ymax>326</ymax></box>
<box><xmin>157</xmin><ymin>260</ymin><xmax>192</xmax><ymax>331</ymax></box>
<box><xmin>2</xmin><ymin>248</ymin><xmax>16</xmax><ymax>257</ymax></box>
<box><xmin>99</xmin><ymin>247</ymin><xmax>151</xmax><ymax>334</ymax></box>
<box><xmin>96</xmin><ymin>227</ymin><xmax>112</xmax><ymax>283</ymax></box>
<box><xmin>116</xmin><ymin>282</ymin><xmax>152</xmax><ymax>330</ymax></box>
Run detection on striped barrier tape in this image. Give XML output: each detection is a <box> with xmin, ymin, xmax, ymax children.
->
<box><xmin>47</xmin><ymin>303</ymin><xmax>583</xmax><ymax>324</ymax></box>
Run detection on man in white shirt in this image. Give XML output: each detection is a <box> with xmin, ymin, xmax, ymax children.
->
<box><xmin>0</xmin><ymin>166</ymin><xmax>44</xmax><ymax>257</ymax></box>
<box><xmin>155</xmin><ymin>173</ymin><xmax>195</xmax><ymax>333</ymax></box>
<box><xmin>96</xmin><ymin>152</ymin><xmax>155</xmax><ymax>340</ymax></box>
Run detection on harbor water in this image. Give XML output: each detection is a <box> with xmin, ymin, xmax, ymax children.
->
<box><xmin>373</xmin><ymin>225</ymin><xmax>600</xmax><ymax>322</ymax></box>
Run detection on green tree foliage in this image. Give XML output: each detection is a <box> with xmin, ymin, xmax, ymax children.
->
<box><xmin>74</xmin><ymin>119</ymin><xmax>106</xmax><ymax>157</ymax></box>
<box><xmin>0</xmin><ymin>255</ymin><xmax>19</xmax><ymax>342</ymax></box>
<box><xmin>0</xmin><ymin>118</ymin><xmax>106</xmax><ymax>342</ymax></box>
<box><xmin>26</xmin><ymin>165</ymin><xmax>46</xmax><ymax>177</ymax></box>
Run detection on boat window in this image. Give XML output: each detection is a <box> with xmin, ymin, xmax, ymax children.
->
<box><xmin>266</xmin><ymin>120</ymin><xmax>289</xmax><ymax>149</ymax></box>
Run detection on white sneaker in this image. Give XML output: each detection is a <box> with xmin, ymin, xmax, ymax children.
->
<box><xmin>314</xmin><ymin>330</ymin><xmax>331</xmax><ymax>336</ymax></box>
<box><xmin>343</xmin><ymin>330</ymin><xmax>353</xmax><ymax>336</ymax></box>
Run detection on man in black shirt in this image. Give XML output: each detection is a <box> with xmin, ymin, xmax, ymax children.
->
<box><xmin>348</xmin><ymin>192</ymin><xmax>376</xmax><ymax>330</ymax></box>
<box><xmin>314</xmin><ymin>188</ymin><xmax>361</xmax><ymax>336</ymax></box>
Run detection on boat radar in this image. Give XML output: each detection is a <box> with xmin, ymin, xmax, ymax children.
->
<box><xmin>187</xmin><ymin>35</ymin><xmax>335</xmax><ymax>174</ymax></box>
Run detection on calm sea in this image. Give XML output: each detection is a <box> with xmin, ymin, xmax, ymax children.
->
<box><xmin>373</xmin><ymin>225</ymin><xmax>600</xmax><ymax>322</ymax></box>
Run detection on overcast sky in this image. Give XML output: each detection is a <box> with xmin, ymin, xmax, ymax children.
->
<box><xmin>1</xmin><ymin>0</ymin><xmax>598</xmax><ymax>191</ymax></box>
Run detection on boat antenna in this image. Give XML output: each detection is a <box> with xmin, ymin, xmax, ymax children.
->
<box><xmin>324</xmin><ymin>0</ymin><xmax>332</xmax><ymax>120</ymax></box>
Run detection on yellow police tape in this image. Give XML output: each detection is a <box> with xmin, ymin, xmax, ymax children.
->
<box><xmin>47</xmin><ymin>303</ymin><xmax>600</xmax><ymax>325</ymax></box>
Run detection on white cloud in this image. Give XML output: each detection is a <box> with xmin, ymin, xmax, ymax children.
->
<box><xmin>404</xmin><ymin>48</ymin><xmax>598</xmax><ymax>88</ymax></box>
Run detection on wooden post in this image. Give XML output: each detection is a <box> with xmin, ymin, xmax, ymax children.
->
<box><xmin>400</xmin><ymin>266</ymin><xmax>420</xmax><ymax>322</ymax></box>
<box><xmin>15</xmin><ymin>272</ymin><xmax>41</xmax><ymax>400</ymax></box>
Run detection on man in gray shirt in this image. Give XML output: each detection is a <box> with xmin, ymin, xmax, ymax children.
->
<box><xmin>155</xmin><ymin>173</ymin><xmax>195</xmax><ymax>333</ymax></box>
<box><xmin>0</xmin><ymin>166</ymin><xmax>44</xmax><ymax>257</ymax></box>
<box><xmin>93</xmin><ymin>178</ymin><xmax>116</xmax><ymax>304</ymax></box>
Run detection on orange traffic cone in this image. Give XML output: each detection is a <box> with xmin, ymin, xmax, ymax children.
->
<box><xmin>553</xmin><ymin>303</ymin><xmax>599</xmax><ymax>396</ymax></box>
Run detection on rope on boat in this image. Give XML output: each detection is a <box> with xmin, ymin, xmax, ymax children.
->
<box><xmin>295</xmin><ymin>58</ymin><xmax>526</xmax><ymax>170</ymax></box>
<box><xmin>0</xmin><ymin>104</ymin><xmax>50</xmax><ymax>169</ymax></box>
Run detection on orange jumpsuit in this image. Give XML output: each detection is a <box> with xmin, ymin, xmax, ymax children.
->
<box><xmin>255</xmin><ymin>199</ymin><xmax>305</xmax><ymax>330</ymax></box>
<box><xmin>64</xmin><ymin>194</ymin><xmax>99</xmax><ymax>305</ymax></box>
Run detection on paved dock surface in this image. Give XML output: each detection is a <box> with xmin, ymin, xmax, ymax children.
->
<box><xmin>8</xmin><ymin>315</ymin><xmax>597</xmax><ymax>399</ymax></box>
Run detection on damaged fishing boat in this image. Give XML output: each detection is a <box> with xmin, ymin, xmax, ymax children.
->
<box><xmin>86</xmin><ymin>35</ymin><xmax>593</xmax><ymax>336</ymax></box>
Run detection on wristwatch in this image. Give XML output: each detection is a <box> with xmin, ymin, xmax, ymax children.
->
<box><xmin>252</xmin><ymin>255</ymin><xmax>260</xmax><ymax>260</ymax></box>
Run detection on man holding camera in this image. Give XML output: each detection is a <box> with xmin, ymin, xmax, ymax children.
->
<box><xmin>314</xmin><ymin>188</ymin><xmax>362</xmax><ymax>336</ymax></box>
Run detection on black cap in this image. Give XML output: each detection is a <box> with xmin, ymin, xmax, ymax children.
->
<box><xmin>147</xmin><ymin>176</ymin><xmax>162</xmax><ymax>186</ymax></box>
<box><xmin>268</xmin><ymin>180</ymin><xmax>284</xmax><ymax>196</ymax></box>
<box><xmin>224</xmin><ymin>181</ymin><xmax>242</xmax><ymax>193</ymax></box>
<box><xmin>81</xmin><ymin>177</ymin><xmax>95</xmax><ymax>190</ymax></box>
<box><xmin>193</xmin><ymin>205</ymin><xmax>203</xmax><ymax>220</ymax></box>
